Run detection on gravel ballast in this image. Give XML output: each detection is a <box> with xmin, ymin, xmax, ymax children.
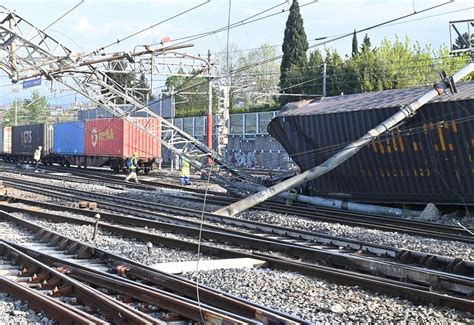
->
<box><xmin>0</xmin><ymin>294</ymin><xmax>53</xmax><ymax>325</ymax></box>
<box><xmin>183</xmin><ymin>268</ymin><xmax>473</xmax><ymax>324</ymax></box>
<box><xmin>3</xmin><ymin>170</ymin><xmax>474</xmax><ymax>323</ymax></box>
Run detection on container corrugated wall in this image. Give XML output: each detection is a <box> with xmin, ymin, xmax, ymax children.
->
<box><xmin>53</xmin><ymin>121</ymin><xmax>84</xmax><ymax>155</ymax></box>
<box><xmin>12</xmin><ymin>124</ymin><xmax>53</xmax><ymax>156</ymax></box>
<box><xmin>268</xmin><ymin>99</ymin><xmax>474</xmax><ymax>205</ymax></box>
<box><xmin>84</xmin><ymin>118</ymin><xmax>161</xmax><ymax>158</ymax></box>
<box><xmin>3</xmin><ymin>127</ymin><xmax>12</xmax><ymax>153</ymax></box>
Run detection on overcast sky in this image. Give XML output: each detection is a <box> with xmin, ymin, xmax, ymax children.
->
<box><xmin>1</xmin><ymin>0</ymin><xmax>473</xmax><ymax>105</ymax></box>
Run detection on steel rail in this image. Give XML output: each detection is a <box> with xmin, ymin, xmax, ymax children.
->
<box><xmin>3</xmin><ymin>195</ymin><xmax>474</xmax><ymax>280</ymax></box>
<box><xmin>2</xmin><ymin>201</ymin><xmax>473</xmax><ymax>296</ymax></box>
<box><xmin>3</xmin><ymin>175</ymin><xmax>473</xmax><ymax>244</ymax></box>
<box><xmin>6</xmin><ymin>165</ymin><xmax>471</xmax><ymax>242</ymax></box>
<box><xmin>0</xmin><ymin>241</ymin><xmax>155</xmax><ymax>324</ymax></box>
<box><xmin>0</xmin><ymin>277</ymin><xmax>96</xmax><ymax>324</ymax></box>
<box><xmin>0</xmin><ymin>210</ymin><xmax>305</xmax><ymax>324</ymax></box>
<box><xmin>3</xmin><ymin>240</ymin><xmax>255</xmax><ymax>325</ymax></box>
<box><xmin>1</xmin><ymin>208</ymin><xmax>473</xmax><ymax>313</ymax></box>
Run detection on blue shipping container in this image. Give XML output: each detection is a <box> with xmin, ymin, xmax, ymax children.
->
<box><xmin>53</xmin><ymin>121</ymin><xmax>84</xmax><ymax>155</ymax></box>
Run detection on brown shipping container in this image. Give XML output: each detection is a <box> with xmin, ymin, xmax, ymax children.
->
<box><xmin>84</xmin><ymin>118</ymin><xmax>161</xmax><ymax>158</ymax></box>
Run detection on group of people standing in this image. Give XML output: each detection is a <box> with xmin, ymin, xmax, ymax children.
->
<box><xmin>31</xmin><ymin>146</ymin><xmax>192</xmax><ymax>185</ymax></box>
<box><xmin>124</xmin><ymin>151</ymin><xmax>191</xmax><ymax>185</ymax></box>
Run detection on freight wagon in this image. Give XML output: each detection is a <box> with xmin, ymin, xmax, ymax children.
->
<box><xmin>1</xmin><ymin>118</ymin><xmax>162</xmax><ymax>173</ymax></box>
<box><xmin>268</xmin><ymin>81</ymin><xmax>474</xmax><ymax>206</ymax></box>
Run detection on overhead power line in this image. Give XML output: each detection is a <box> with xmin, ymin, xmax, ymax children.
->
<box><xmin>230</xmin><ymin>0</ymin><xmax>455</xmax><ymax>77</ymax></box>
<box><xmin>151</xmin><ymin>1</ymin><xmax>317</xmax><ymax>49</ymax></box>
<box><xmin>87</xmin><ymin>0</ymin><xmax>211</xmax><ymax>56</ymax></box>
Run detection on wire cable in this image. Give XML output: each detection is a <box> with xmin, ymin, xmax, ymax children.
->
<box><xmin>87</xmin><ymin>0</ymin><xmax>211</xmax><ymax>56</ymax></box>
<box><xmin>43</xmin><ymin>0</ymin><xmax>85</xmax><ymax>31</ymax></box>
<box><xmin>231</xmin><ymin>1</ymin><xmax>455</xmax><ymax>77</ymax></box>
<box><xmin>194</xmin><ymin>158</ymin><xmax>215</xmax><ymax>324</ymax></box>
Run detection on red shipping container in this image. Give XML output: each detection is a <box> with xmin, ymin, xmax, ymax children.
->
<box><xmin>84</xmin><ymin>118</ymin><xmax>161</xmax><ymax>158</ymax></box>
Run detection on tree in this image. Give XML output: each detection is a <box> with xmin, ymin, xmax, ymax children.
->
<box><xmin>324</xmin><ymin>49</ymin><xmax>347</xmax><ymax>96</ymax></box>
<box><xmin>304</xmin><ymin>49</ymin><xmax>324</xmax><ymax>95</ymax></box>
<box><xmin>163</xmin><ymin>70</ymin><xmax>217</xmax><ymax>117</ymax></box>
<box><xmin>232</xmin><ymin>44</ymin><xmax>280</xmax><ymax>108</ymax></box>
<box><xmin>352</xmin><ymin>30</ymin><xmax>358</xmax><ymax>57</ymax></box>
<box><xmin>3</xmin><ymin>91</ymin><xmax>49</xmax><ymax>126</ymax></box>
<box><xmin>453</xmin><ymin>32</ymin><xmax>472</xmax><ymax>51</ymax></box>
<box><xmin>102</xmin><ymin>60</ymin><xmax>136</xmax><ymax>104</ymax></box>
<box><xmin>361</xmin><ymin>33</ymin><xmax>372</xmax><ymax>52</ymax></box>
<box><xmin>279</xmin><ymin>0</ymin><xmax>309</xmax><ymax>106</ymax></box>
<box><xmin>135</xmin><ymin>73</ymin><xmax>154</xmax><ymax>102</ymax></box>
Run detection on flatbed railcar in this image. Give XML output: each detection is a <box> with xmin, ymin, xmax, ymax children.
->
<box><xmin>0</xmin><ymin>117</ymin><xmax>161</xmax><ymax>173</ymax></box>
<box><xmin>268</xmin><ymin>81</ymin><xmax>474</xmax><ymax>206</ymax></box>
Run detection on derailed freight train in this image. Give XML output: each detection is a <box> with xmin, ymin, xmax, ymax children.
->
<box><xmin>0</xmin><ymin>117</ymin><xmax>161</xmax><ymax>173</ymax></box>
<box><xmin>268</xmin><ymin>81</ymin><xmax>474</xmax><ymax>206</ymax></box>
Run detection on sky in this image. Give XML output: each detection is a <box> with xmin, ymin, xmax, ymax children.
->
<box><xmin>0</xmin><ymin>0</ymin><xmax>473</xmax><ymax>106</ymax></box>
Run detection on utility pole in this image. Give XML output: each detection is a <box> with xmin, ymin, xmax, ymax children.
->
<box><xmin>216</xmin><ymin>86</ymin><xmax>229</xmax><ymax>156</ymax></box>
<box><xmin>207</xmin><ymin>50</ymin><xmax>213</xmax><ymax>163</ymax></box>
<box><xmin>14</xmin><ymin>101</ymin><xmax>17</xmax><ymax>126</ymax></box>
<box><xmin>322</xmin><ymin>62</ymin><xmax>327</xmax><ymax>97</ymax></box>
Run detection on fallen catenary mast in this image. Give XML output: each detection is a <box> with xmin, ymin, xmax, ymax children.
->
<box><xmin>215</xmin><ymin>63</ymin><xmax>474</xmax><ymax>217</ymax></box>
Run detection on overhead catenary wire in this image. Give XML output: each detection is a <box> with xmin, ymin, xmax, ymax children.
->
<box><xmin>230</xmin><ymin>0</ymin><xmax>456</xmax><ymax>77</ymax></box>
<box><xmin>86</xmin><ymin>0</ymin><xmax>211</xmax><ymax>56</ymax></box>
<box><xmin>212</xmin><ymin>5</ymin><xmax>473</xmax><ymax>55</ymax></box>
<box><xmin>43</xmin><ymin>0</ymin><xmax>85</xmax><ymax>31</ymax></box>
<box><xmin>149</xmin><ymin>1</ymin><xmax>295</xmax><ymax>47</ymax></box>
<box><xmin>4</xmin><ymin>0</ymin><xmax>85</xmax><ymax>58</ymax></box>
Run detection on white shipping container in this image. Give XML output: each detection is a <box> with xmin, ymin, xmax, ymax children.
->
<box><xmin>3</xmin><ymin>127</ymin><xmax>12</xmax><ymax>153</ymax></box>
<box><xmin>0</xmin><ymin>127</ymin><xmax>12</xmax><ymax>154</ymax></box>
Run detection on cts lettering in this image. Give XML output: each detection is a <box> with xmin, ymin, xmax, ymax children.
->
<box><xmin>91</xmin><ymin>127</ymin><xmax>114</xmax><ymax>147</ymax></box>
<box><xmin>23</xmin><ymin>131</ymin><xmax>32</xmax><ymax>144</ymax></box>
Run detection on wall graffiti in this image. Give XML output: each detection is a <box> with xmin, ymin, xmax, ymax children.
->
<box><xmin>229</xmin><ymin>150</ymin><xmax>257</xmax><ymax>167</ymax></box>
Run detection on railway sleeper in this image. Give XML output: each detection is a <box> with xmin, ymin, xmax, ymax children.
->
<box><xmin>2</xmin><ymin>195</ymin><xmax>474</xmax><ymax>298</ymax></box>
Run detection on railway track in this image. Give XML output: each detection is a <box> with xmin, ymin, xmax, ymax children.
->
<box><xmin>2</xmin><ymin>166</ymin><xmax>472</xmax><ymax>242</ymax></box>
<box><xmin>0</xmin><ymin>211</ymin><xmax>305</xmax><ymax>324</ymax></box>
<box><xmin>2</xmin><ymin>171</ymin><xmax>472</xmax><ymax>244</ymax></box>
<box><xmin>1</xmin><ymin>190</ymin><xmax>473</xmax><ymax>312</ymax></box>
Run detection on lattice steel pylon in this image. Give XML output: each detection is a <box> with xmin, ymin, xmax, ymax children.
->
<box><xmin>0</xmin><ymin>6</ymin><xmax>258</xmax><ymax>190</ymax></box>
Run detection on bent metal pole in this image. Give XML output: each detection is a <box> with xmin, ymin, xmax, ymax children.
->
<box><xmin>215</xmin><ymin>63</ymin><xmax>474</xmax><ymax>217</ymax></box>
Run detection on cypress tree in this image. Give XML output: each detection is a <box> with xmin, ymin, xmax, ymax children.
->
<box><xmin>361</xmin><ymin>33</ymin><xmax>372</xmax><ymax>52</ymax></box>
<box><xmin>352</xmin><ymin>30</ymin><xmax>358</xmax><ymax>57</ymax></box>
<box><xmin>279</xmin><ymin>0</ymin><xmax>308</xmax><ymax>106</ymax></box>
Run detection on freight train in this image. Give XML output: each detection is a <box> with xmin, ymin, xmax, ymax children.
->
<box><xmin>0</xmin><ymin>118</ymin><xmax>162</xmax><ymax>173</ymax></box>
<box><xmin>268</xmin><ymin>81</ymin><xmax>474</xmax><ymax>206</ymax></box>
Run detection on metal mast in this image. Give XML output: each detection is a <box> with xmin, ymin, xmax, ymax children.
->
<box><xmin>0</xmin><ymin>7</ymin><xmax>257</xmax><ymax>189</ymax></box>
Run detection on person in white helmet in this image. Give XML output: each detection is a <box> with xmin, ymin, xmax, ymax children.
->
<box><xmin>33</xmin><ymin>145</ymin><xmax>42</xmax><ymax>172</ymax></box>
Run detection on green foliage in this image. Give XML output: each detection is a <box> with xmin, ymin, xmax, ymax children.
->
<box><xmin>361</xmin><ymin>34</ymin><xmax>372</xmax><ymax>52</ymax></box>
<box><xmin>230</xmin><ymin>104</ymin><xmax>279</xmax><ymax>114</ymax></box>
<box><xmin>454</xmin><ymin>32</ymin><xmax>472</xmax><ymax>51</ymax></box>
<box><xmin>302</xmin><ymin>36</ymin><xmax>472</xmax><ymax>98</ymax></box>
<box><xmin>304</xmin><ymin>49</ymin><xmax>324</xmax><ymax>95</ymax></box>
<box><xmin>279</xmin><ymin>0</ymin><xmax>309</xmax><ymax>105</ymax></box>
<box><xmin>164</xmin><ymin>70</ymin><xmax>217</xmax><ymax>118</ymax></box>
<box><xmin>102</xmin><ymin>61</ymin><xmax>135</xmax><ymax>104</ymax></box>
<box><xmin>3</xmin><ymin>91</ymin><xmax>50</xmax><ymax>126</ymax></box>
<box><xmin>233</xmin><ymin>44</ymin><xmax>280</xmax><ymax>108</ymax></box>
<box><xmin>136</xmin><ymin>73</ymin><xmax>154</xmax><ymax>102</ymax></box>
